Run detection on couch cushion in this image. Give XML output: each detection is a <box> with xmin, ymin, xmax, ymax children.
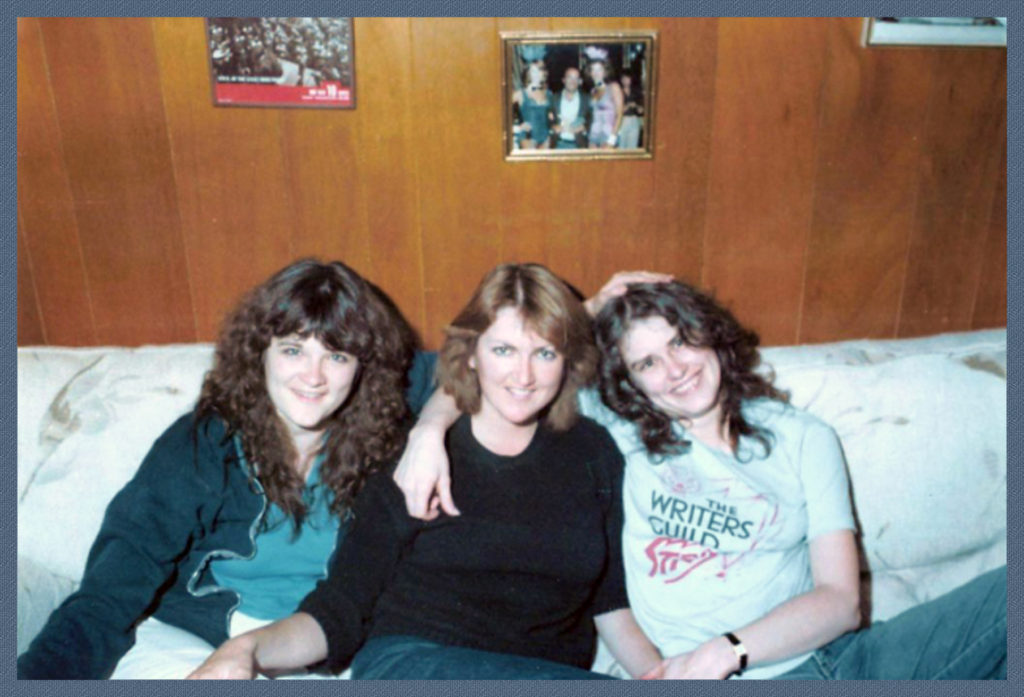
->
<box><xmin>765</xmin><ymin>334</ymin><xmax>1006</xmax><ymax>622</ymax></box>
<box><xmin>18</xmin><ymin>345</ymin><xmax>215</xmax><ymax>581</ymax></box>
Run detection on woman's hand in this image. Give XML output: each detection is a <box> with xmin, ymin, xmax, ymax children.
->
<box><xmin>584</xmin><ymin>270</ymin><xmax>673</xmax><ymax>317</ymax></box>
<box><xmin>393</xmin><ymin>424</ymin><xmax>455</xmax><ymax>520</ymax></box>
<box><xmin>187</xmin><ymin>635</ymin><xmax>259</xmax><ymax>679</ymax></box>
<box><xmin>393</xmin><ymin>389</ymin><xmax>461</xmax><ymax>520</ymax></box>
<box><xmin>189</xmin><ymin>613</ymin><xmax>329</xmax><ymax>679</ymax></box>
<box><xmin>593</xmin><ymin>608</ymin><xmax>662</xmax><ymax>678</ymax></box>
<box><xmin>641</xmin><ymin>636</ymin><xmax>738</xmax><ymax>680</ymax></box>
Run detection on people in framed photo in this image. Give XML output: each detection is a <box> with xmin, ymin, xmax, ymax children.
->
<box><xmin>502</xmin><ymin>31</ymin><xmax>657</xmax><ymax>161</ymax></box>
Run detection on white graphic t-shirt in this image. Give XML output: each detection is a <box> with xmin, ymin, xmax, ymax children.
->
<box><xmin>579</xmin><ymin>390</ymin><xmax>855</xmax><ymax>679</ymax></box>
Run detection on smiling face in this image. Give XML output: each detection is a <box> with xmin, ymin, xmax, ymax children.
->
<box><xmin>527</xmin><ymin>62</ymin><xmax>547</xmax><ymax>89</ymax></box>
<box><xmin>469</xmin><ymin>306</ymin><xmax>565</xmax><ymax>432</ymax></box>
<box><xmin>563</xmin><ymin>67</ymin><xmax>581</xmax><ymax>92</ymax></box>
<box><xmin>620</xmin><ymin>315</ymin><xmax>723</xmax><ymax>430</ymax></box>
<box><xmin>264</xmin><ymin>334</ymin><xmax>359</xmax><ymax>448</ymax></box>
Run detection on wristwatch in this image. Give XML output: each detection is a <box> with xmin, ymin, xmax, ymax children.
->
<box><xmin>724</xmin><ymin>632</ymin><xmax>748</xmax><ymax>674</ymax></box>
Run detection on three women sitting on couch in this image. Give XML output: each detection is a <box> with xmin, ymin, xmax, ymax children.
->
<box><xmin>18</xmin><ymin>258</ymin><xmax>1007</xmax><ymax>680</ymax></box>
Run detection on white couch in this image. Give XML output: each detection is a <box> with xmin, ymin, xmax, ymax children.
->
<box><xmin>17</xmin><ymin>330</ymin><xmax>1007</xmax><ymax>674</ymax></box>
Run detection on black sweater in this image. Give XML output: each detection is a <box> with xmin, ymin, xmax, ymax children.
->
<box><xmin>299</xmin><ymin>414</ymin><xmax>628</xmax><ymax>673</ymax></box>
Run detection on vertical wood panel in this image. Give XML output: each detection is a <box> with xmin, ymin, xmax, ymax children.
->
<box><xmin>413</xmin><ymin>18</ymin><xmax>505</xmax><ymax>345</ymax></box>
<box><xmin>702</xmin><ymin>18</ymin><xmax>829</xmax><ymax>345</ymax></box>
<box><xmin>17</xmin><ymin>217</ymin><xmax>46</xmax><ymax>345</ymax></box>
<box><xmin>801</xmin><ymin>19</ymin><xmax>934</xmax><ymax>343</ymax></box>
<box><xmin>971</xmin><ymin>144</ymin><xmax>1007</xmax><ymax>330</ymax></box>
<box><xmin>346</xmin><ymin>18</ymin><xmax>427</xmax><ymax>342</ymax></box>
<box><xmin>41</xmin><ymin>18</ymin><xmax>195</xmax><ymax>346</ymax></box>
<box><xmin>280</xmin><ymin>110</ymin><xmax>371</xmax><ymax>272</ymax></box>
<box><xmin>648</xmin><ymin>17</ymin><xmax>717</xmax><ymax>287</ymax></box>
<box><xmin>898</xmin><ymin>50</ymin><xmax>1006</xmax><ymax>338</ymax></box>
<box><xmin>40</xmin><ymin>18</ymin><xmax>194</xmax><ymax>346</ymax></box>
<box><xmin>153</xmin><ymin>17</ymin><xmax>293</xmax><ymax>340</ymax></box>
<box><xmin>17</xmin><ymin>17</ymin><xmax>97</xmax><ymax>345</ymax></box>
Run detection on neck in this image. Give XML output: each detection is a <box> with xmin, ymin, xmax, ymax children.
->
<box><xmin>470</xmin><ymin>412</ymin><xmax>538</xmax><ymax>457</ymax></box>
<box><xmin>290</xmin><ymin>430</ymin><xmax>323</xmax><ymax>479</ymax></box>
<box><xmin>684</xmin><ymin>407</ymin><xmax>732</xmax><ymax>454</ymax></box>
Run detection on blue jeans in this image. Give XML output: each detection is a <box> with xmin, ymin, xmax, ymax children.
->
<box><xmin>777</xmin><ymin>566</ymin><xmax>1006</xmax><ymax>679</ymax></box>
<box><xmin>350</xmin><ymin>635</ymin><xmax>616</xmax><ymax>680</ymax></box>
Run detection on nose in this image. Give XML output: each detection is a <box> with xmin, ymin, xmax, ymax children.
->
<box><xmin>665</xmin><ymin>353</ymin><xmax>687</xmax><ymax>379</ymax></box>
<box><xmin>514</xmin><ymin>355</ymin><xmax>535</xmax><ymax>386</ymax></box>
<box><xmin>302</xmin><ymin>357</ymin><xmax>326</xmax><ymax>385</ymax></box>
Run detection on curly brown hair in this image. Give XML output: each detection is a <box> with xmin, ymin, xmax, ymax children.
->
<box><xmin>594</xmin><ymin>281</ymin><xmax>788</xmax><ymax>458</ymax></box>
<box><xmin>437</xmin><ymin>263</ymin><xmax>598</xmax><ymax>431</ymax></box>
<box><xmin>196</xmin><ymin>258</ymin><xmax>414</xmax><ymax>529</ymax></box>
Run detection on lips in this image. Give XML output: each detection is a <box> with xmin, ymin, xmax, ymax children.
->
<box><xmin>669</xmin><ymin>368</ymin><xmax>702</xmax><ymax>396</ymax></box>
<box><xmin>505</xmin><ymin>386</ymin><xmax>536</xmax><ymax>401</ymax></box>
<box><xmin>291</xmin><ymin>387</ymin><xmax>326</xmax><ymax>402</ymax></box>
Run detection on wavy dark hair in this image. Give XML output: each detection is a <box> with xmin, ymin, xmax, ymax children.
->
<box><xmin>196</xmin><ymin>258</ymin><xmax>413</xmax><ymax>529</ymax></box>
<box><xmin>438</xmin><ymin>263</ymin><xmax>598</xmax><ymax>431</ymax></box>
<box><xmin>594</xmin><ymin>281</ymin><xmax>788</xmax><ymax>459</ymax></box>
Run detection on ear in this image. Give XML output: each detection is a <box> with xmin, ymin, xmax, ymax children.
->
<box><xmin>468</xmin><ymin>353</ymin><xmax>477</xmax><ymax>371</ymax></box>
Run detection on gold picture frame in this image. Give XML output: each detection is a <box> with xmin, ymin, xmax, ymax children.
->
<box><xmin>501</xmin><ymin>30</ymin><xmax>658</xmax><ymax>161</ymax></box>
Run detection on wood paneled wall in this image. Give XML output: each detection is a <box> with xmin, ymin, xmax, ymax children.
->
<box><xmin>17</xmin><ymin>17</ymin><xmax>1006</xmax><ymax>349</ymax></box>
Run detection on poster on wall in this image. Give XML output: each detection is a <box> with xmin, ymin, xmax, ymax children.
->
<box><xmin>206</xmin><ymin>17</ymin><xmax>355</xmax><ymax>108</ymax></box>
<box><xmin>863</xmin><ymin>17</ymin><xmax>1007</xmax><ymax>47</ymax></box>
<box><xmin>501</xmin><ymin>30</ymin><xmax>657</xmax><ymax>161</ymax></box>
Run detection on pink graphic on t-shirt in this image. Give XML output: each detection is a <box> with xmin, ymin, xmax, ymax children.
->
<box><xmin>645</xmin><ymin>537</ymin><xmax>718</xmax><ymax>584</ymax></box>
<box><xmin>658</xmin><ymin>463</ymin><xmax>702</xmax><ymax>495</ymax></box>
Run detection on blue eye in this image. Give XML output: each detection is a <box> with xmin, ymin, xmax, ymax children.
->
<box><xmin>492</xmin><ymin>345</ymin><xmax>512</xmax><ymax>356</ymax></box>
<box><xmin>282</xmin><ymin>346</ymin><xmax>301</xmax><ymax>356</ymax></box>
<box><xmin>331</xmin><ymin>353</ymin><xmax>350</xmax><ymax>363</ymax></box>
<box><xmin>670</xmin><ymin>335</ymin><xmax>684</xmax><ymax>348</ymax></box>
<box><xmin>633</xmin><ymin>357</ymin><xmax>654</xmax><ymax>372</ymax></box>
<box><xmin>537</xmin><ymin>348</ymin><xmax>559</xmax><ymax>361</ymax></box>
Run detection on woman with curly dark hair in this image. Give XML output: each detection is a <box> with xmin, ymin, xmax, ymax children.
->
<box><xmin>592</xmin><ymin>280</ymin><xmax>788</xmax><ymax>461</ymax></box>
<box><xmin>189</xmin><ymin>263</ymin><xmax>662</xmax><ymax>679</ymax></box>
<box><xmin>582</xmin><ymin>278</ymin><xmax>1004</xmax><ymax>680</ymax></box>
<box><xmin>17</xmin><ymin>259</ymin><xmax>436</xmax><ymax>679</ymax></box>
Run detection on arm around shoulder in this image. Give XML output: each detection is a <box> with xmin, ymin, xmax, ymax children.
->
<box><xmin>393</xmin><ymin>387</ymin><xmax>460</xmax><ymax>519</ymax></box>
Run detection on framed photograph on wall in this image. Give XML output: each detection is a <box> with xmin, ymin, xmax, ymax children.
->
<box><xmin>863</xmin><ymin>17</ymin><xmax>1007</xmax><ymax>47</ymax></box>
<box><xmin>501</xmin><ymin>30</ymin><xmax>658</xmax><ymax>161</ymax></box>
<box><xmin>206</xmin><ymin>17</ymin><xmax>355</xmax><ymax>108</ymax></box>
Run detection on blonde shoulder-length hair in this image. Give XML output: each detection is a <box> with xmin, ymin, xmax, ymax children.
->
<box><xmin>437</xmin><ymin>263</ymin><xmax>598</xmax><ymax>431</ymax></box>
